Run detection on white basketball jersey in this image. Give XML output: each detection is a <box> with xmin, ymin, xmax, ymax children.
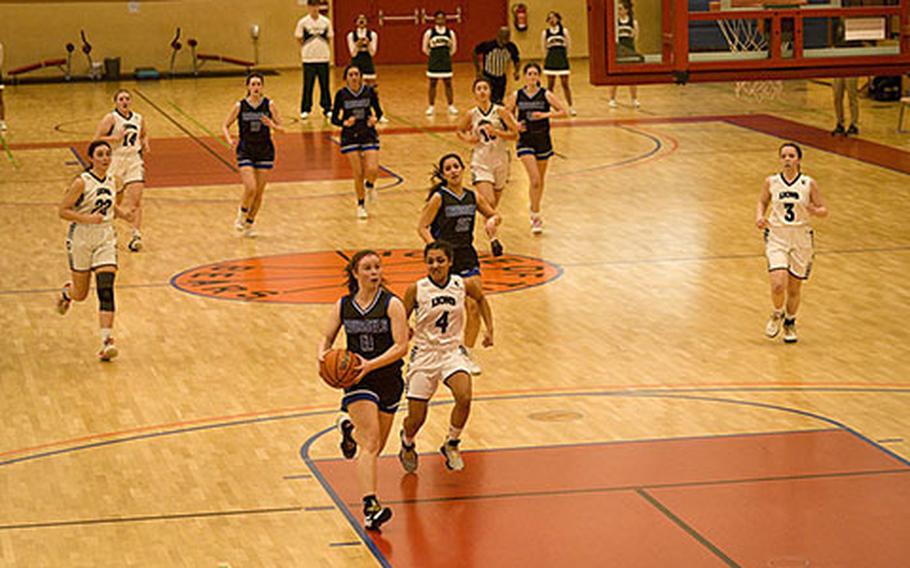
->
<box><xmin>413</xmin><ymin>275</ymin><xmax>466</xmax><ymax>351</ymax></box>
<box><xmin>470</xmin><ymin>104</ymin><xmax>509</xmax><ymax>168</ymax></box>
<box><xmin>74</xmin><ymin>171</ymin><xmax>117</xmax><ymax>224</ymax></box>
<box><xmin>110</xmin><ymin>109</ymin><xmax>143</xmax><ymax>158</ymax></box>
<box><xmin>767</xmin><ymin>172</ymin><xmax>813</xmax><ymax>228</ymax></box>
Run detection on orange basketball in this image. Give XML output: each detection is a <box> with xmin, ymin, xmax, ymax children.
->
<box><xmin>320</xmin><ymin>349</ymin><xmax>361</xmax><ymax>389</ymax></box>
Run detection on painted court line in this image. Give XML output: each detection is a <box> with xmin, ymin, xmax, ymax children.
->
<box><xmin>364</xmin><ymin>467</ymin><xmax>910</xmax><ymax>508</ymax></box>
<box><xmin>133</xmin><ymin>88</ymin><xmax>237</xmax><ymax>173</ymax></box>
<box><xmin>0</xmin><ymin>505</ymin><xmax>302</xmax><ymax>531</ymax></box>
<box><xmin>637</xmin><ymin>488</ymin><xmax>742</xmax><ymax>568</ymax></box>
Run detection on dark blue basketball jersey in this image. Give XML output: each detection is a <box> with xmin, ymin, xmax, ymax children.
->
<box><xmin>516</xmin><ymin>87</ymin><xmax>550</xmax><ymax>134</ymax></box>
<box><xmin>430</xmin><ymin>185</ymin><xmax>477</xmax><ymax>249</ymax></box>
<box><xmin>238</xmin><ymin>97</ymin><xmax>272</xmax><ymax>147</ymax></box>
<box><xmin>341</xmin><ymin>288</ymin><xmax>402</xmax><ymax>372</ymax></box>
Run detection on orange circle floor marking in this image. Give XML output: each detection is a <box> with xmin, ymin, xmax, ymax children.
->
<box><xmin>170</xmin><ymin>249</ymin><xmax>563</xmax><ymax>304</ymax></box>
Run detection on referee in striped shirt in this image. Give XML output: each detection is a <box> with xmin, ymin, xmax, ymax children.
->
<box><xmin>473</xmin><ymin>27</ymin><xmax>520</xmax><ymax>104</ymax></box>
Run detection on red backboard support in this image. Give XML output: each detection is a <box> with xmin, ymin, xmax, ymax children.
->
<box><xmin>587</xmin><ymin>0</ymin><xmax>910</xmax><ymax>84</ymax></box>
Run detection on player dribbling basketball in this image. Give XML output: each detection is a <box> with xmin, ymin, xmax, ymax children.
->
<box><xmin>317</xmin><ymin>250</ymin><xmax>408</xmax><ymax>530</ymax></box>
<box><xmin>398</xmin><ymin>241</ymin><xmax>493</xmax><ymax>473</ymax></box>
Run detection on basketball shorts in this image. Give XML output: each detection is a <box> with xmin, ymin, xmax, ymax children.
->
<box><xmin>406</xmin><ymin>346</ymin><xmax>472</xmax><ymax>401</ymax></box>
<box><xmin>110</xmin><ymin>154</ymin><xmax>145</xmax><ymax>187</ymax></box>
<box><xmin>452</xmin><ymin>245</ymin><xmax>480</xmax><ymax>278</ymax></box>
<box><xmin>236</xmin><ymin>141</ymin><xmax>275</xmax><ymax>169</ymax></box>
<box><xmin>765</xmin><ymin>226</ymin><xmax>814</xmax><ymax>279</ymax></box>
<box><xmin>66</xmin><ymin>223</ymin><xmax>118</xmax><ymax>272</ymax></box>
<box><xmin>471</xmin><ymin>159</ymin><xmax>509</xmax><ymax>190</ymax></box>
<box><xmin>517</xmin><ymin>131</ymin><xmax>554</xmax><ymax>160</ymax></box>
<box><xmin>342</xmin><ymin>366</ymin><xmax>404</xmax><ymax>414</ymax></box>
<box><xmin>340</xmin><ymin>126</ymin><xmax>380</xmax><ymax>154</ymax></box>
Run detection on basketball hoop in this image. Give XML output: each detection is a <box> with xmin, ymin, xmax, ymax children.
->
<box><xmin>711</xmin><ymin>0</ymin><xmax>785</xmax><ymax>103</ymax></box>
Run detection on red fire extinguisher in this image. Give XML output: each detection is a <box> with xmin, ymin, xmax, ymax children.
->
<box><xmin>512</xmin><ymin>3</ymin><xmax>528</xmax><ymax>32</ymax></box>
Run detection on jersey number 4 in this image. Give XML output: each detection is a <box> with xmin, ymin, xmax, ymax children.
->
<box><xmin>435</xmin><ymin>311</ymin><xmax>450</xmax><ymax>334</ymax></box>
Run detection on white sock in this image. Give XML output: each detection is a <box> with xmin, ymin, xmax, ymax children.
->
<box><xmin>447</xmin><ymin>425</ymin><xmax>463</xmax><ymax>442</ymax></box>
<box><xmin>402</xmin><ymin>431</ymin><xmax>415</xmax><ymax>446</ymax></box>
<box><xmin>100</xmin><ymin>328</ymin><xmax>112</xmax><ymax>342</ymax></box>
<box><xmin>773</xmin><ymin>308</ymin><xmax>784</xmax><ymax>317</ymax></box>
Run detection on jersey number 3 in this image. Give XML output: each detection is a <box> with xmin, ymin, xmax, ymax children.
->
<box><xmin>784</xmin><ymin>203</ymin><xmax>795</xmax><ymax>222</ymax></box>
<box><xmin>434</xmin><ymin>311</ymin><xmax>450</xmax><ymax>334</ymax></box>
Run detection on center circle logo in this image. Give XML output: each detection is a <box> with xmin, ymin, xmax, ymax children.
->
<box><xmin>171</xmin><ymin>249</ymin><xmax>562</xmax><ymax>304</ymax></box>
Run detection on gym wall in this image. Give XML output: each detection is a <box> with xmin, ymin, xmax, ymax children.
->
<box><xmin>508</xmin><ymin>1</ymin><xmax>590</xmax><ymax>61</ymax></box>
<box><xmin>0</xmin><ymin>0</ymin><xmax>586</xmax><ymax>74</ymax></box>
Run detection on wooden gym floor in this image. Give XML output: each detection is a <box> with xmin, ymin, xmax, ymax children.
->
<box><xmin>1</xmin><ymin>61</ymin><xmax>909</xmax><ymax>567</ymax></box>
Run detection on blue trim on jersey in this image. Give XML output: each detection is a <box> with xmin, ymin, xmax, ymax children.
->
<box><xmin>237</xmin><ymin>159</ymin><xmax>274</xmax><ymax>170</ymax></box>
<box><xmin>341</xmin><ymin>389</ymin><xmax>400</xmax><ymax>414</ymax></box>
<box><xmin>341</xmin><ymin>143</ymin><xmax>380</xmax><ymax>154</ymax></box>
<box><xmin>517</xmin><ymin>147</ymin><xmax>553</xmax><ymax>160</ymax></box>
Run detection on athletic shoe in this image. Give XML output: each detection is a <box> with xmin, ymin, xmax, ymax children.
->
<box><xmin>242</xmin><ymin>223</ymin><xmax>257</xmax><ymax>238</ymax></box>
<box><xmin>425</xmin><ymin>106</ymin><xmax>434</xmax><ymax>116</ymax></box>
<box><xmin>323</xmin><ymin>110</ymin><xmax>332</xmax><ymax>119</ymax></box>
<box><xmin>448</xmin><ymin>105</ymin><xmax>458</xmax><ymax>115</ymax></box>
<box><xmin>233</xmin><ymin>213</ymin><xmax>245</xmax><ymax>233</ymax></box>
<box><xmin>128</xmin><ymin>233</ymin><xmax>143</xmax><ymax>252</ymax></box>
<box><xmin>632</xmin><ymin>99</ymin><xmax>641</xmax><ymax>108</ymax></box>
<box><xmin>357</xmin><ymin>205</ymin><xmax>369</xmax><ymax>219</ymax></box>
<box><xmin>783</xmin><ymin>319</ymin><xmax>798</xmax><ymax>343</ymax></box>
<box><xmin>608</xmin><ymin>99</ymin><xmax>618</xmax><ymax>108</ymax></box>
<box><xmin>569</xmin><ymin>107</ymin><xmax>578</xmax><ymax>116</ymax></box>
<box><xmin>378</xmin><ymin>116</ymin><xmax>390</xmax><ymax>124</ymax></box>
<box><xmin>490</xmin><ymin>238</ymin><xmax>504</xmax><ymax>257</ymax></box>
<box><xmin>99</xmin><ymin>338</ymin><xmax>119</xmax><ymax>362</ymax></box>
<box><xmin>56</xmin><ymin>282</ymin><xmax>73</xmax><ymax>315</ymax></box>
<box><xmin>530</xmin><ymin>215</ymin><xmax>544</xmax><ymax>235</ymax></box>
<box><xmin>764</xmin><ymin>311</ymin><xmax>784</xmax><ymax>339</ymax></box>
<box><xmin>831</xmin><ymin>123</ymin><xmax>845</xmax><ymax>136</ymax></box>
<box><xmin>0</xmin><ymin>120</ymin><xmax>7</xmax><ymax>131</ymax></box>
<box><xmin>398</xmin><ymin>429</ymin><xmax>418</xmax><ymax>473</ymax></box>
<box><xmin>337</xmin><ymin>413</ymin><xmax>357</xmax><ymax>459</ymax></box>
<box><xmin>440</xmin><ymin>439</ymin><xmax>464</xmax><ymax>471</ymax></box>
<box><xmin>299</xmin><ymin>111</ymin><xmax>310</xmax><ymax>119</ymax></box>
<box><xmin>460</xmin><ymin>345</ymin><xmax>482</xmax><ymax>375</ymax></box>
<box><xmin>367</xmin><ymin>185</ymin><xmax>379</xmax><ymax>203</ymax></box>
<box><xmin>846</xmin><ymin>124</ymin><xmax>859</xmax><ymax>136</ymax></box>
<box><xmin>364</xmin><ymin>502</ymin><xmax>392</xmax><ymax>531</ymax></box>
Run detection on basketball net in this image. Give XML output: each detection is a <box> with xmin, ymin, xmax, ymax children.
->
<box><xmin>717</xmin><ymin>17</ymin><xmax>784</xmax><ymax>102</ymax></box>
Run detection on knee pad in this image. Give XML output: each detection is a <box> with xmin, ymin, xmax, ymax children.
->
<box><xmin>96</xmin><ymin>271</ymin><xmax>116</xmax><ymax>312</ymax></box>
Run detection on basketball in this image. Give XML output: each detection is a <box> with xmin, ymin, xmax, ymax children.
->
<box><xmin>319</xmin><ymin>349</ymin><xmax>361</xmax><ymax>389</ymax></box>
